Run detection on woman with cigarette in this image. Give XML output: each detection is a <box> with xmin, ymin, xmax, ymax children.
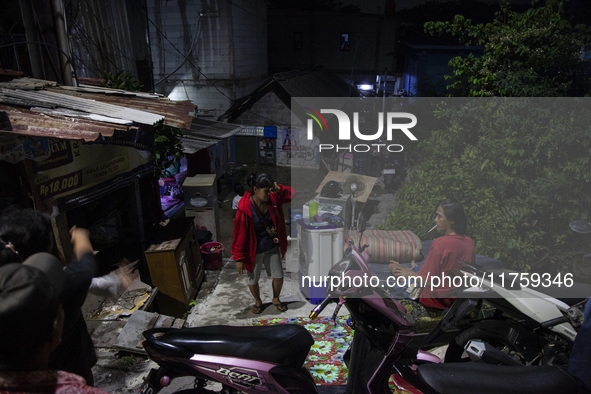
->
<box><xmin>388</xmin><ymin>199</ymin><xmax>475</xmax><ymax>310</ymax></box>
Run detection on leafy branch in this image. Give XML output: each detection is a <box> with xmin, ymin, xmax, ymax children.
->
<box><xmin>153</xmin><ymin>121</ymin><xmax>183</xmax><ymax>178</ymax></box>
<box><xmin>101</xmin><ymin>70</ymin><xmax>144</xmax><ymax>91</ymax></box>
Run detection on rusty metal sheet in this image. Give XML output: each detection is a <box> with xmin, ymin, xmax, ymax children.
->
<box><xmin>0</xmin><ymin>77</ymin><xmax>57</xmax><ymax>90</ymax></box>
<box><xmin>0</xmin><ymin>78</ymin><xmax>195</xmax><ymax>144</ymax></box>
<box><xmin>31</xmin><ymin>107</ymin><xmax>132</xmax><ymax>125</ymax></box>
<box><xmin>61</xmin><ymin>84</ymin><xmax>164</xmax><ymax>100</ymax></box>
<box><xmin>0</xmin><ymin>104</ymin><xmax>124</xmax><ymax>141</ymax></box>
<box><xmin>0</xmin><ymin>88</ymin><xmax>163</xmax><ymax>126</ymax></box>
<box><xmin>49</xmin><ymin>87</ymin><xmax>195</xmax><ymax>129</ymax></box>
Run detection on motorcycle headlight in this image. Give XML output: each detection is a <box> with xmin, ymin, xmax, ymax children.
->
<box><xmin>328</xmin><ymin>257</ymin><xmax>356</xmax><ymax>278</ymax></box>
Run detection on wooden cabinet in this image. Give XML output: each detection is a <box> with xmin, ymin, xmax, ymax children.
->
<box><xmin>145</xmin><ymin>223</ymin><xmax>204</xmax><ymax>317</ymax></box>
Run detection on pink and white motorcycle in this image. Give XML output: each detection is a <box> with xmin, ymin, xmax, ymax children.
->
<box><xmin>140</xmin><ymin>214</ymin><xmax>440</xmax><ymax>393</ymax></box>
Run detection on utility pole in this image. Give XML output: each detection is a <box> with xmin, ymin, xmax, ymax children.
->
<box><xmin>19</xmin><ymin>0</ymin><xmax>45</xmax><ymax>79</ymax></box>
<box><xmin>51</xmin><ymin>0</ymin><xmax>76</xmax><ymax>86</ymax></box>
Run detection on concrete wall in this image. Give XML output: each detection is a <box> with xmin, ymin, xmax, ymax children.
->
<box><xmin>268</xmin><ymin>9</ymin><xmax>397</xmax><ymax>86</ymax></box>
<box><xmin>147</xmin><ymin>0</ymin><xmax>268</xmax><ymax>118</ymax></box>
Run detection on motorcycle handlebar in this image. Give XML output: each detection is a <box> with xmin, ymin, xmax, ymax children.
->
<box><xmin>540</xmin><ymin>315</ymin><xmax>569</xmax><ymax>329</ymax></box>
<box><xmin>309</xmin><ymin>295</ymin><xmax>333</xmax><ymax>319</ymax></box>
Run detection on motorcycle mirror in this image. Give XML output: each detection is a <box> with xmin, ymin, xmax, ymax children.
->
<box><xmin>356</xmin><ymin>213</ymin><xmax>366</xmax><ymax>249</ymax></box>
<box><xmin>357</xmin><ymin>213</ymin><xmax>367</xmax><ymax>234</ymax></box>
<box><xmin>570</xmin><ymin>220</ymin><xmax>591</xmax><ymax>234</ymax></box>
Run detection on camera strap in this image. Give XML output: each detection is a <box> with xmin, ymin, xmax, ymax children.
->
<box><xmin>250</xmin><ymin>197</ymin><xmax>279</xmax><ymax>243</ymax></box>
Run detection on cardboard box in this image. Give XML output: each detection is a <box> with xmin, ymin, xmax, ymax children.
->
<box><xmin>315</xmin><ymin>171</ymin><xmax>377</xmax><ymax>203</ymax></box>
<box><xmin>183</xmin><ymin>174</ymin><xmax>217</xmax><ymax>209</ymax></box>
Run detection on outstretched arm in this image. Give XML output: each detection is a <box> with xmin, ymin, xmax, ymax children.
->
<box><xmin>69</xmin><ymin>226</ymin><xmax>94</xmax><ymax>260</ymax></box>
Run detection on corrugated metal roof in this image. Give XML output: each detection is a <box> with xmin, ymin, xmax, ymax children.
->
<box><xmin>0</xmin><ymin>77</ymin><xmax>243</xmax><ymax>159</ymax></box>
<box><xmin>0</xmin><ymin>104</ymin><xmax>121</xmax><ymax>141</ymax></box>
<box><xmin>0</xmin><ymin>78</ymin><xmax>57</xmax><ymax>90</ymax></box>
<box><xmin>182</xmin><ymin>118</ymin><xmax>244</xmax><ymax>154</ymax></box>
<box><xmin>189</xmin><ymin>118</ymin><xmax>244</xmax><ymax>139</ymax></box>
<box><xmin>0</xmin><ymin>88</ymin><xmax>163</xmax><ymax>125</ymax></box>
<box><xmin>50</xmin><ymin>85</ymin><xmax>195</xmax><ymax>129</ymax></box>
<box><xmin>0</xmin><ymin>77</ymin><xmax>195</xmax><ymax>143</ymax></box>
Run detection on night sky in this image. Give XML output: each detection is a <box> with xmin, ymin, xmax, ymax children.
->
<box><xmin>343</xmin><ymin>0</ymin><xmax>540</xmax><ymax>13</ymax></box>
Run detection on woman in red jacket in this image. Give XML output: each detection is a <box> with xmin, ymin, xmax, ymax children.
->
<box><xmin>231</xmin><ymin>173</ymin><xmax>295</xmax><ymax>314</ymax></box>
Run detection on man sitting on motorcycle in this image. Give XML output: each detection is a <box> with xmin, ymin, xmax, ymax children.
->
<box><xmin>389</xmin><ymin>199</ymin><xmax>475</xmax><ymax>311</ymax></box>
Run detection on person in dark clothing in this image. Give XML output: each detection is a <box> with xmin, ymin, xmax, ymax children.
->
<box><xmin>0</xmin><ymin>208</ymin><xmax>53</xmax><ymax>264</ymax></box>
<box><xmin>569</xmin><ymin>299</ymin><xmax>591</xmax><ymax>392</ymax></box>
<box><xmin>49</xmin><ymin>226</ymin><xmax>98</xmax><ymax>385</ymax></box>
<box><xmin>0</xmin><ymin>209</ymin><xmax>97</xmax><ymax>385</ymax></box>
<box><xmin>0</xmin><ymin>253</ymin><xmax>108</xmax><ymax>393</ymax></box>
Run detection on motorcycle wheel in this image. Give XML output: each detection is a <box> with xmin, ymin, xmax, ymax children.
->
<box><xmin>444</xmin><ymin>325</ymin><xmax>525</xmax><ymax>364</ymax></box>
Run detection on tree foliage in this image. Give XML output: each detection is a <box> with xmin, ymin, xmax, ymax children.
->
<box><xmin>98</xmin><ymin>73</ymin><xmax>182</xmax><ymax>179</ymax></box>
<box><xmin>383</xmin><ymin>1</ymin><xmax>591</xmax><ymax>275</ymax></box>
<box><xmin>153</xmin><ymin>121</ymin><xmax>183</xmax><ymax>178</ymax></box>
<box><xmin>384</xmin><ymin>99</ymin><xmax>591</xmax><ymax>272</ymax></box>
<box><xmin>424</xmin><ymin>0</ymin><xmax>591</xmax><ymax>97</ymax></box>
<box><xmin>101</xmin><ymin>71</ymin><xmax>144</xmax><ymax>92</ymax></box>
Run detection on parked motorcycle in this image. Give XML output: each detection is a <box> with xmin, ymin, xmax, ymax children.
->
<box><xmin>310</xmin><ymin>214</ymin><xmax>444</xmax><ymax>393</ymax></box>
<box><xmin>439</xmin><ymin>273</ymin><xmax>588</xmax><ymax>366</ymax></box>
<box><xmin>140</xmin><ymin>214</ymin><xmax>441</xmax><ymax>393</ymax></box>
<box><xmin>413</xmin><ymin>299</ymin><xmax>589</xmax><ymax>393</ymax></box>
<box><xmin>429</xmin><ymin>220</ymin><xmax>591</xmax><ymax>366</ymax></box>
<box><xmin>416</xmin><ymin>357</ymin><xmax>582</xmax><ymax>394</ymax></box>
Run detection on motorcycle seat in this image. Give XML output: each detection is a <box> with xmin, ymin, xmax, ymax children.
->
<box><xmin>417</xmin><ymin>362</ymin><xmax>580</xmax><ymax>394</ymax></box>
<box><xmin>146</xmin><ymin>324</ymin><xmax>314</xmax><ymax>369</ymax></box>
<box><xmin>536</xmin><ymin>282</ymin><xmax>591</xmax><ymax>306</ymax></box>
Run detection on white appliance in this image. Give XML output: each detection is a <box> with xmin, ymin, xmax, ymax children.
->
<box><xmin>297</xmin><ymin>219</ymin><xmax>345</xmax><ymax>303</ymax></box>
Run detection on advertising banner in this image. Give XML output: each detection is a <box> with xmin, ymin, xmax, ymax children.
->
<box><xmin>27</xmin><ymin>141</ymin><xmax>152</xmax><ymax>211</ymax></box>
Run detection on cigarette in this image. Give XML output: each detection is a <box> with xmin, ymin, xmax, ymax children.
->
<box><xmin>428</xmin><ymin>225</ymin><xmax>437</xmax><ymax>233</ymax></box>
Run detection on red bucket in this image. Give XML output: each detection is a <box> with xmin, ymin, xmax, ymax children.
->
<box><xmin>200</xmin><ymin>242</ymin><xmax>223</xmax><ymax>270</ymax></box>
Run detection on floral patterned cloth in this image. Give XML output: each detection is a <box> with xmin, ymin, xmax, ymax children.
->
<box><xmin>252</xmin><ymin>315</ymin><xmax>353</xmax><ymax>385</ymax></box>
